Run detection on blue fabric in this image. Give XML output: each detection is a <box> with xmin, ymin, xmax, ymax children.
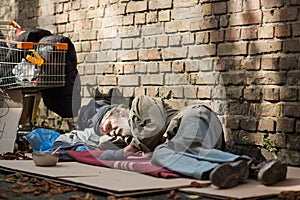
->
<box><xmin>75</xmin><ymin>145</ymin><xmax>90</xmax><ymax>152</ymax></box>
<box><xmin>26</xmin><ymin>128</ymin><xmax>60</xmax><ymax>152</ymax></box>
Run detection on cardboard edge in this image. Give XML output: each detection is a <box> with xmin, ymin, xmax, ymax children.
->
<box><xmin>0</xmin><ymin>165</ymin><xmax>188</xmax><ymax>198</ymax></box>
<box><xmin>179</xmin><ymin>188</ymin><xmax>279</xmax><ymax>200</ymax></box>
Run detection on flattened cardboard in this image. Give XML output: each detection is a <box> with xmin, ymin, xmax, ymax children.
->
<box><xmin>180</xmin><ymin>167</ymin><xmax>300</xmax><ymax>199</ymax></box>
<box><xmin>0</xmin><ymin>90</ymin><xmax>23</xmax><ymax>153</ymax></box>
<box><xmin>62</xmin><ymin>170</ymin><xmax>195</xmax><ymax>192</ymax></box>
<box><xmin>0</xmin><ymin>160</ymin><xmax>104</xmax><ymax>177</ymax></box>
<box><xmin>0</xmin><ymin>160</ymin><xmax>198</xmax><ymax>197</ymax></box>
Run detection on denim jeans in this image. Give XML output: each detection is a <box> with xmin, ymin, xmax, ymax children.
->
<box><xmin>151</xmin><ymin>105</ymin><xmax>250</xmax><ymax>180</ymax></box>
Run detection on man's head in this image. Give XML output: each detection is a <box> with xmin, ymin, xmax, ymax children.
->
<box><xmin>93</xmin><ymin>104</ymin><xmax>131</xmax><ymax>137</ymax></box>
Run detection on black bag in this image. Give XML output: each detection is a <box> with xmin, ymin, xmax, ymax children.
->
<box><xmin>39</xmin><ymin>35</ymin><xmax>81</xmax><ymax>118</ymax></box>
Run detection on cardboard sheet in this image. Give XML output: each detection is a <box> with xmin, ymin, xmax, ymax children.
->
<box><xmin>1</xmin><ymin>159</ymin><xmax>299</xmax><ymax>198</ymax></box>
<box><xmin>0</xmin><ymin>160</ymin><xmax>198</xmax><ymax>196</ymax></box>
<box><xmin>62</xmin><ymin>170</ymin><xmax>196</xmax><ymax>195</ymax></box>
<box><xmin>180</xmin><ymin>166</ymin><xmax>300</xmax><ymax>199</ymax></box>
<box><xmin>0</xmin><ymin>160</ymin><xmax>108</xmax><ymax>177</ymax></box>
<box><xmin>0</xmin><ymin>90</ymin><xmax>23</xmax><ymax>153</ymax></box>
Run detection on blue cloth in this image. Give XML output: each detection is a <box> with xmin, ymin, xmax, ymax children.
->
<box><xmin>26</xmin><ymin>128</ymin><xmax>60</xmax><ymax>152</ymax></box>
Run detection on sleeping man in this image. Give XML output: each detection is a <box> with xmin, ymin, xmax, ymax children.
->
<box><xmin>92</xmin><ymin>95</ymin><xmax>287</xmax><ymax>189</ymax></box>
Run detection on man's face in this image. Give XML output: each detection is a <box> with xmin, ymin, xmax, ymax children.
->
<box><xmin>99</xmin><ymin>114</ymin><xmax>131</xmax><ymax>137</ymax></box>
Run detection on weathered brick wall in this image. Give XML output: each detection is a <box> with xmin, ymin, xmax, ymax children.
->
<box><xmin>1</xmin><ymin>0</ymin><xmax>300</xmax><ymax>165</ymax></box>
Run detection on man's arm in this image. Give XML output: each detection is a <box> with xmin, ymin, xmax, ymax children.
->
<box><xmin>99</xmin><ymin>144</ymin><xmax>140</xmax><ymax>160</ymax></box>
<box><xmin>123</xmin><ymin>144</ymin><xmax>140</xmax><ymax>157</ymax></box>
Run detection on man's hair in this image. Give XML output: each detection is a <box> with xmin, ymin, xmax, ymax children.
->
<box><xmin>108</xmin><ymin>104</ymin><xmax>129</xmax><ymax>119</ymax></box>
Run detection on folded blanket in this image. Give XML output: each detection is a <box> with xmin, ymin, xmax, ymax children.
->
<box><xmin>68</xmin><ymin>150</ymin><xmax>182</xmax><ymax>178</ymax></box>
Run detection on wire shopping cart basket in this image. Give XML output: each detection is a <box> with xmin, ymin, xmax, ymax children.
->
<box><xmin>0</xmin><ymin>20</ymin><xmax>68</xmax><ymax>90</ymax></box>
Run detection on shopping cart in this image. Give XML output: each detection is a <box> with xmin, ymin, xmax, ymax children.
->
<box><xmin>0</xmin><ymin>20</ymin><xmax>68</xmax><ymax>90</ymax></box>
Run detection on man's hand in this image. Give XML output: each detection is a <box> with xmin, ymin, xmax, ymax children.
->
<box><xmin>99</xmin><ymin>149</ymin><xmax>125</xmax><ymax>160</ymax></box>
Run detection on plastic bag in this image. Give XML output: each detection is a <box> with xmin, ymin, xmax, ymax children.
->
<box><xmin>26</xmin><ymin>128</ymin><xmax>60</xmax><ymax>152</ymax></box>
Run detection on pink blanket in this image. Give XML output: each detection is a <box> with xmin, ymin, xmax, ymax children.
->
<box><xmin>68</xmin><ymin>150</ymin><xmax>182</xmax><ymax>178</ymax></box>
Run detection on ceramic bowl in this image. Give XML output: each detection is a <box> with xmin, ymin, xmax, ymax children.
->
<box><xmin>32</xmin><ymin>152</ymin><xmax>60</xmax><ymax>166</ymax></box>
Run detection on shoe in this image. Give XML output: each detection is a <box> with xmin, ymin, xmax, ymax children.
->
<box><xmin>209</xmin><ymin>160</ymin><xmax>249</xmax><ymax>189</ymax></box>
<box><xmin>257</xmin><ymin>159</ymin><xmax>287</xmax><ymax>186</ymax></box>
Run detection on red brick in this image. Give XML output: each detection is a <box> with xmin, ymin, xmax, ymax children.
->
<box><xmin>241</xmin><ymin>57</ymin><xmax>260</xmax><ymax>70</ymax></box>
<box><xmin>288</xmin><ymin>0</ymin><xmax>300</xmax><ymax>5</ymax></box>
<box><xmin>172</xmin><ymin>61</ymin><xmax>184</xmax><ymax>72</ymax></box>
<box><xmin>215</xmin><ymin>58</ymin><xmax>240</xmax><ymax>71</ymax></box>
<box><xmin>220</xmin><ymin>72</ymin><xmax>246</xmax><ymax>85</ymax></box>
<box><xmin>197</xmin><ymin>86</ymin><xmax>211</xmax><ymax>99</ymax></box>
<box><xmin>225</xmin><ymin>28</ymin><xmax>241</xmax><ymax>41</ymax></box>
<box><xmin>284</xmin><ymin>104</ymin><xmax>300</xmax><ymax>117</ymax></box>
<box><xmin>229</xmin><ymin>11</ymin><xmax>262</xmax><ymax>26</ymax></box>
<box><xmin>269</xmin><ymin>133</ymin><xmax>286</xmax><ymax>148</ymax></box>
<box><xmin>263</xmin><ymin>87</ymin><xmax>280</xmax><ymax>101</ymax></box>
<box><xmin>190</xmin><ymin>17</ymin><xmax>219</xmax><ymax>31</ymax></box>
<box><xmin>275</xmin><ymin>24</ymin><xmax>291</xmax><ymax>38</ymax></box>
<box><xmin>296</xmin><ymin>121</ymin><xmax>300</xmax><ymax>133</ymax></box>
<box><xmin>258</xmin><ymin>26</ymin><xmax>274</xmax><ymax>39</ymax></box>
<box><xmin>98</xmin><ymin>75</ymin><xmax>117</xmax><ymax>86</ymax></box>
<box><xmin>162</xmin><ymin>47</ymin><xmax>188</xmax><ymax>59</ymax></box>
<box><xmin>139</xmin><ymin>49</ymin><xmax>161</xmax><ymax>60</ymax></box>
<box><xmin>244</xmin><ymin>87</ymin><xmax>262</xmax><ymax>101</ymax></box>
<box><xmin>261</xmin><ymin>56</ymin><xmax>279</xmax><ymax>70</ymax></box>
<box><xmin>227</xmin><ymin>86</ymin><xmax>243</xmax><ymax>100</ymax></box>
<box><xmin>127</xmin><ymin>1</ymin><xmax>147</xmax><ymax>13</ymax></box>
<box><xmin>240</xmin><ymin>118</ymin><xmax>258</xmax><ymax>131</ymax></box>
<box><xmin>149</xmin><ymin>0</ymin><xmax>172</xmax><ymax>10</ymax></box>
<box><xmin>243</xmin><ymin>0</ymin><xmax>260</xmax><ymax>11</ymax></box>
<box><xmin>124</xmin><ymin>63</ymin><xmax>135</xmax><ymax>74</ymax></box>
<box><xmin>212</xmin><ymin>2</ymin><xmax>227</xmax><ymax>14</ymax></box>
<box><xmin>118</xmin><ymin>74</ymin><xmax>139</xmax><ymax>86</ymax></box>
<box><xmin>229</xmin><ymin>102</ymin><xmax>249</xmax><ymax>115</ymax></box>
<box><xmin>255</xmin><ymin>103</ymin><xmax>282</xmax><ymax>117</ymax></box>
<box><xmin>261</xmin><ymin>0</ymin><xmax>284</xmax><ymax>8</ymax></box>
<box><xmin>286</xmin><ymin>135</ymin><xmax>300</xmax><ymax>150</ymax></box>
<box><xmin>283</xmin><ymin>39</ymin><xmax>300</xmax><ymax>53</ymax></box>
<box><xmin>189</xmin><ymin>44</ymin><xmax>216</xmax><ymax>58</ymax></box>
<box><xmin>277</xmin><ymin>118</ymin><xmax>296</xmax><ymax>132</ymax></box>
<box><xmin>263</xmin><ymin>7</ymin><xmax>298</xmax><ymax>23</ymax></box>
<box><xmin>258</xmin><ymin>118</ymin><xmax>275</xmax><ymax>132</ymax></box>
<box><xmin>141</xmin><ymin>74</ymin><xmax>164</xmax><ymax>85</ymax></box>
<box><xmin>249</xmin><ymin>72</ymin><xmax>287</xmax><ymax>85</ymax></box>
<box><xmin>280</xmin><ymin>87</ymin><xmax>298</xmax><ymax>101</ymax></box>
<box><xmin>241</xmin><ymin>27</ymin><xmax>258</xmax><ymax>40</ymax></box>
<box><xmin>210</xmin><ymin>30</ymin><xmax>224</xmax><ymax>43</ymax></box>
<box><xmin>249</xmin><ymin>41</ymin><xmax>282</xmax><ymax>55</ymax></box>
<box><xmin>279</xmin><ymin>56</ymin><xmax>298</xmax><ymax>70</ymax></box>
<box><xmin>218</xmin><ymin>43</ymin><xmax>247</xmax><ymax>56</ymax></box>
<box><xmin>118</xmin><ymin>50</ymin><xmax>138</xmax><ymax>61</ymax></box>
<box><xmin>226</xmin><ymin>117</ymin><xmax>240</xmax><ymax>129</ymax></box>
<box><xmin>287</xmin><ymin>71</ymin><xmax>300</xmax><ymax>85</ymax></box>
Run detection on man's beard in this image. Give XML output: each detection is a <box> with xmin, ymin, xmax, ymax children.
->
<box><xmin>116</xmin><ymin>116</ymin><xmax>132</xmax><ymax>136</ymax></box>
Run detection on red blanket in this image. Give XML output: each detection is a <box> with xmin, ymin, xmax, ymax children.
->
<box><xmin>68</xmin><ymin>150</ymin><xmax>182</xmax><ymax>178</ymax></box>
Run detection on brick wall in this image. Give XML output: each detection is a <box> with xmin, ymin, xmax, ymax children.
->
<box><xmin>1</xmin><ymin>0</ymin><xmax>300</xmax><ymax>165</ymax></box>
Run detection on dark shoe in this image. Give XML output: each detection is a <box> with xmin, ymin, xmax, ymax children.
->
<box><xmin>209</xmin><ymin>160</ymin><xmax>249</xmax><ymax>189</ymax></box>
<box><xmin>257</xmin><ymin>159</ymin><xmax>287</xmax><ymax>186</ymax></box>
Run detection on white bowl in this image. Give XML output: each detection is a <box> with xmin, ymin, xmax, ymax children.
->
<box><xmin>32</xmin><ymin>152</ymin><xmax>60</xmax><ymax>166</ymax></box>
